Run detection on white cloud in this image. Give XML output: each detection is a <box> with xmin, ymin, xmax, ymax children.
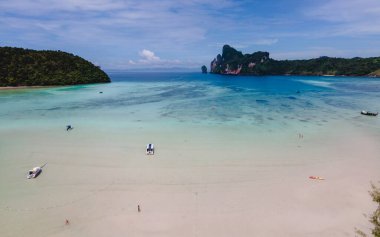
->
<box><xmin>0</xmin><ymin>0</ymin><xmax>125</xmax><ymax>13</ymax></box>
<box><xmin>0</xmin><ymin>0</ymin><xmax>221</xmax><ymax>48</ymax></box>
<box><xmin>306</xmin><ymin>0</ymin><xmax>380</xmax><ymax>36</ymax></box>
<box><xmin>139</xmin><ymin>49</ymin><xmax>160</xmax><ymax>61</ymax></box>
<box><xmin>308</xmin><ymin>0</ymin><xmax>380</xmax><ymax>22</ymax></box>
<box><xmin>252</xmin><ymin>38</ymin><xmax>278</xmax><ymax>46</ymax></box>
<box><xmin>121</xmin><ymin>49</ymin><xmax>189</xmax><ymax>69</ymax></box>
<box><xmin>0</xmin><ymin>0</ymin><xmax>294</xmax><ymax>69</ymax></box>
<box><xmin>3</xmin><ymin>0</ymin><xmax>378</xmax><ymax>69</ymax></box>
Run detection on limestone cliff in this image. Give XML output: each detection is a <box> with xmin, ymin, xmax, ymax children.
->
<box><xmin>210</xmin><ymin>45</ymin><xmax>380</xmax><ymax>76</ymax></box>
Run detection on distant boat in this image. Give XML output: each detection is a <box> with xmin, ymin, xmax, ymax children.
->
<box><xmin>146</xmin><ymin>144</ymin><xmax>154</xmax><ymax>155</ymax></box>
<box><xmin>361</xmin><ymin>111</ymin><xmax>378</xmax><ymax>116</ymax></box>
<box><xmin>27</xmin><ymin>163</ymin><xmax>46</xmax><ymax>179</ymax></box>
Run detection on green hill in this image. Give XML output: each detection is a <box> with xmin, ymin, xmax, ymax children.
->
<box><xmin>0</xmin><ymin>47</ymin><xmax>110</xmax><ymax>87</ymax></box>
<box><xmin>210</xmin><ymin>45</ymin><xmax>380</xmax><ymax>77</ymax></box>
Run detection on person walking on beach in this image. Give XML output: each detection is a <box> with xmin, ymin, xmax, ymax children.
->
<box><xmin>138</xmin><ymin>205</ymin><xmax>141</xmax><ymax>213</ymax></box>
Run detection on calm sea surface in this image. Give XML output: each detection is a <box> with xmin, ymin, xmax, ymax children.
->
<box><xmin>0</xmin><ymin>72</ymin><xmax>379</xmax><ymax>133</ymax></box>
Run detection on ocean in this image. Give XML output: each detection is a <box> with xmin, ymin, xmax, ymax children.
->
<box><xmin>1</xmin><ymin>72</ymin><xmax>379</xmax><ymax>132</ymax></box>
<box><xmin>0</xmin><ymin>72</ymin><xmax>380</xmax><ymax>237</ymax></box>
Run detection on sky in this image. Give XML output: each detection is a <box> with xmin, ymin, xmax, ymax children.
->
<box><xmin>1</xmin><ymin>0</ymin><xmax>380</xmax><ymax>70</ymax></box>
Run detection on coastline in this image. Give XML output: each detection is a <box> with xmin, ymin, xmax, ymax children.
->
<box><xmin>0</xmin><ymin>73</ymin><xmax>379</xmax><ymax>237</ymax></box>
<box><xmin>0</xmin><ymin>86</ymin><xmax>57</xmax><ymax>90</ymax></box>
<box><xmin>210</xmin><ymin>45</ymin><xmax>380</xmax><ymax>78</ymax></box>
<box><xmin>213</xmin><ymin>72</ymin><xmax>379</xmax><ymax>77</ymax></box>
<box><xmin>0</xmin><ymin>82</ymin><xmax>111</xmax><ymax>90</ymax></box>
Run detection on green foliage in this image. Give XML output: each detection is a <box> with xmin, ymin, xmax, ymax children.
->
<box><xmin>210</xmin><ymin>45</ymin><xmax>380</xmax><ymax>76</ymax></box>
<box><xmin>222</xmin><ymin>45</ymin><xmax>243</xmax><ymax>62</ymax></box>
<box><xmin>356</xmin><ymin>182</ymin><xmax>380</xmax><ymax>237</ymax></box>
<box><xmin>370</xmin><ymin>183</ymin><xmax>380</xmax><ymax>237</ymax></box>
<box><xmin>0</xmin><ymin>47</ymin><xmax>110</xmax><ymax>87</ymax></box>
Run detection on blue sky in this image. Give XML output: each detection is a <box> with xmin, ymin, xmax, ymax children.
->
<box><xmin>1</xmin><ymin>0</ymin><xmax>380</xmax><ymax>70</ymax></box>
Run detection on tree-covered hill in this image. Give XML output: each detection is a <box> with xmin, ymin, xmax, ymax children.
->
<box><xmin>210</xmin><ymin>45</ymin><xmax>380</xmax><ymax>77</ymax></box>
<box><xmin>0</xmin><ymin>47</ymin><xmax>110</xmax><ymax>86</ymax></box>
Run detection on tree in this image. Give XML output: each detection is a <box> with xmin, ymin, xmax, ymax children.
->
<box><xmin>0</xmin><ymin>47</ymin><xmax>110</xmax><ymax>86</ymax></box>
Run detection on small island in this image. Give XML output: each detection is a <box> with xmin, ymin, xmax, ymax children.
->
<box><xmin>0</xmin><ymin>47</ymin><xmax>111</xmax><ymax>87</ymax></box>
<box><xmin>201</xmin><ymin>65</ymin><xmax>207</xmax><ymax>74</ymax></box>
<box><xmin>210</xmin><ymin>45</ymin><xmax>380</xmax><ymax>77</ymax></box>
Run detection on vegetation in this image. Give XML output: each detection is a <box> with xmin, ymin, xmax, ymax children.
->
<box><xmin>357</xmin><ymin>182</ymin><xmax>380</xmax><ymax>237</ymax></box>
<box><xmin>210</xmin><ymin>45</ymin><xmax>380</xmax><ymax>76</ymax></box>
<box><xmin>0</xmin><ymin>47</ymin><xmax>110</xmax><ymax>87</ymax></box>
<box><xmin>369</xmin><ymin>183</ymin><xmax>380</xmax><ymax>237</ymax></box>
<box><xmin>201</xmin><ymin>65</ymin><xmax>207</xmax><ymax>74</ymax></box>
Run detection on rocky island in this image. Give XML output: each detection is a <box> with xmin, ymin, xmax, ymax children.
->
<box><xmin>211</xmin><ymin>45</ymin><xmax>380</xmax><ymax>77</ymax></box>
<box><xmin>0</xmin><ymin>47</ymin><xmax>110</xmax><ymax>87</ymax></box>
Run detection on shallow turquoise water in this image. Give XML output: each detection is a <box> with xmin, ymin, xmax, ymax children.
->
<box><xmin>0</xmin><ymin>73</ymin><xmax>379</xmax><ymax>134</ymax></box>
<box><xmin>1</xmin><ymin>72</ymin><xmax>380</xmax><ymax>237</ymax></box>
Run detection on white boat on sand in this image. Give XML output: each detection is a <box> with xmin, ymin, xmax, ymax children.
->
<box><xmin>146</xmin><ymin>144</ymin><xmax>154</xmax><ymax>155</ymax></box>
<box><xmin>27</xmin><ymin>163</ymin><xmax>46</xmax><ymax>179</ymax></box>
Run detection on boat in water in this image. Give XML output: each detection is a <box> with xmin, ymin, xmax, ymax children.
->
<box><xmin>361</xmin><ymin>111</ymin><xmax>378</xmax><ymax>116</ymax></box>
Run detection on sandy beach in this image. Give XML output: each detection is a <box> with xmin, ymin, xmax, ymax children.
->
<box><xmin>1</xmin><ymin>120</ymin><xmax>379</xmax><ymax>237</ymax></box>
<box><xmin>0</xmin><ymin>86</ymin><xmax>55</xmax><ymax>90</ymax></box>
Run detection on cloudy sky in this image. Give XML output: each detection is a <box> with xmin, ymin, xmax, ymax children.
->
<box><xmin>1</xmin><ymin>0</ymin><xmax>380</xmax><ymax>70</ymax></box>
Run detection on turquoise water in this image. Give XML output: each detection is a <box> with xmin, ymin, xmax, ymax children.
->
<box><xmin>0</xmin><ymin>73</ymin><xmax>379</xmax><ymax>133</ymax></box>
<box><xmin>1</xmin><ymin>72</ymin><xmax>380</xmax><ymax>237</ymax></box>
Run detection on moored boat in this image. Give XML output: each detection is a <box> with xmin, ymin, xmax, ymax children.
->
<box><xmin>27</xmin><ymin>163</ymin><xmax>46</xmax><ymax>179</ymax></box>
<box><xmin>361</xmin><ymin>110</ymin><xmax>378</xmax><ymax>116</ymax></box>
<box><xmin>27</xmin><ymin>167</ymin><xmax>42</xmax><ymax>179</ymax></box>
<box><xmin>146</xmin><ymin>143</ymin><xmax>154</xmax><ymax>155</ymax></box>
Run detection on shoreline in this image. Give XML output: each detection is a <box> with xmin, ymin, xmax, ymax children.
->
<box><xmin>0</xmin><ymin>74</ymin><xmax>379</xmax><ymax>237</ymax></box>
<box><xmin>213</xmin><ymin>73</ymin><xmax>380</xmax><ymax>77</ymax></box>
<box><xmin>0</xmin><ymin>86</ymin><xmax>58</xmax><ymax>90</ymax></box>
<box><xmin>0</xmin><ymin>82</ymin><xmax>111</xmax><ymax>90</ymax></box>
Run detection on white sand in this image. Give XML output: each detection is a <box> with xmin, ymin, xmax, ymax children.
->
<box><xmin>0</xmin><ymin>122</ymin><xmax>379</xmax><ymax>237</ymax></box>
